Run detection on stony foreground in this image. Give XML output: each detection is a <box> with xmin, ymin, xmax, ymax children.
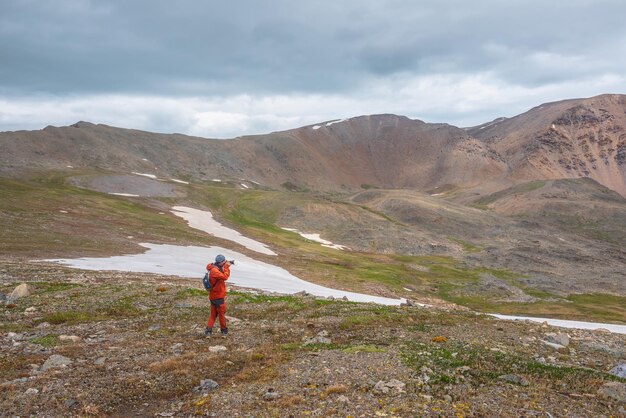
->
<box><xmin>1</xmin><ymin>261</ymin><xmax>626</xmax><ymax>417</ymax></box>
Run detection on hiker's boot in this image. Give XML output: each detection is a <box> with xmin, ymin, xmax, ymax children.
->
<box><xmin>204</xmin><ymin>327</ymin><xmax>213</xmax><ymax>337</ymax></box>
<box><xmin>220</xmin><ymin>327</ymin><xmax>228</xmax><ymax>337</ymax></box>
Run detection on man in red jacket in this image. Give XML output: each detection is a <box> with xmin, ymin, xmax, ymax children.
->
<box><xmin>205</xmin><ymin>254</ymin><xmax>232</xmax><ymax>337</ymax></box>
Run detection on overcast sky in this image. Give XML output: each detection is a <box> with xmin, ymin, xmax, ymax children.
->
<box><xmin>1</xmin><ymin>0</ymin><xmax>625</xmax><ymax>138</ymax></box>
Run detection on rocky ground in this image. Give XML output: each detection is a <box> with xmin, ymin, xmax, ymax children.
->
<box><xmin>1</xmin><ymin>261</ymin><xmax>625</xmax><ymax>417</ymax></box>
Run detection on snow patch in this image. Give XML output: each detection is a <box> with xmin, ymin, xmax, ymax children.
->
<box><xmin>171</xmin><ymin>206</ymin><xmax>276</xmax><ymax>256</ymax></box>
<box><xmin>211</xmin><ymin>179</ymin><xmax>222</xmax><ymax>182</ymax></box>
<box><xmin>240</xmin><ymin>183</ymin><xmax>249</xmax><ymax>189</ymax></box>
<box><xmin>46</xmin><ymin>243</ymin><xmax>404</xmax><ymax>305</ymax></box>
<box><xmin>312</xmin><ymin>125</ymin><xmax>322</xmax><ymax>130</ymax></box>
<box><xmin>489</xmin><ymin>314</ymin><xmax>626</xmax><ymax>335</ymax></box>
<box><xmin>403</xmin><ymin>287</ymin><xmax>413</xmax><ymax>292</ymax></box>
<box><xmin>66</xmin><ymin>165</ymin><xmax>73</xmax><ymax>168</ymax></box>
<box><xmin>281</xmin><ymin>228</ymin><xmax>349</xmax><ymax>250</ymax></box>
<box><xmin>59</xmin><ymin>210</ymin><xmax>68</xmax><ymax>213</ymax></box>
<box><xmin>109</xmin><ymin>193</ymin><xmax>140</xmax><ymax>197</ymax></box>
<box><xmin>142</xmin><ymin>158</ymin><xmax>149</xmax><ymax>161</ymax></box>
<box><xmin>326</xmin><ymin>119</ymin><xmax>345</xmax><ymax>127</ymax></box>
<box><xmin>170</xmin><ymin>179</ymin><xmax>189</xmax><ymax>184</ymax></box>
<box><xmin>430</xmin><ymin>193</ymin><xmax>445</xmax><ymax>196</ymax></box>
<box><xmin>132</xmin><ymin>172</ymin><xmax>157</xmax><ymax>179</ymax></box>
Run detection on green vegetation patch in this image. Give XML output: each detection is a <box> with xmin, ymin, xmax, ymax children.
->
<box><xmin>29</xmin><ymin>282</ymin><xmax>82</xmax><ymax>293</ymax></box>
<box><xmin>175</xmin><ymin>287</ymin><xmax>207</xmax><ymax>299</ymax></box>
<box><xmin>30</xmin><ymin>334</ymin><xmax>59</xmax><ymax>347</ymax></box>
<box><xmin>401</xmin><ymin>340</ymin><xmax>616</xmax><ymax>389</ymax></box>
<box><xmin>40</xmin><ymin>311</ymin><xmax>93</xmax><ymax>325</ymax></box>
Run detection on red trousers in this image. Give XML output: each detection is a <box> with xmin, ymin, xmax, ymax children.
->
<box><xmin>207</xmin><ymin>300</ymin><xmax>227</xmax><ymax>329</ymax></box>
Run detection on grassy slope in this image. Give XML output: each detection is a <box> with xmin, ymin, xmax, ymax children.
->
<box><xmin>1</xmin><ymin>173</ymin><xmax>625</xmax><ymax>323</ymax></box>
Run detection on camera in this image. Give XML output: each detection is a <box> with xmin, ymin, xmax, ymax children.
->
<box><xmin>229</xmin><ymin>260</ymin><xmax>235</xmax><ymax>265</ymax></box>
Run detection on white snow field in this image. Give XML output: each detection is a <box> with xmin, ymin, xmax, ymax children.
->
<box><xmin>281</xmin><ymin>228</ymin><xmax>349</xmax><ymax>250</ymax></box>
<box><xmin>170</xmin><ymin>206</ymin><xmax>276</xmax><ymax>256</ymax></box>
<box><xmin>48</xmin><ymin>243</ymin><xmax>404</xmax><ymax>305</ymax></box>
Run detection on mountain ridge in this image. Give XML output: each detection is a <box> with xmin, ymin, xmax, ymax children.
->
<box><xmin>0</xmin><ymin>94</ymin><xmax>625</xmax><ymax>198</ymax></box>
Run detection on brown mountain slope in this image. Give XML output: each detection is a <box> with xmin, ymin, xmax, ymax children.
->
<box><xmin>467</xmin><ymin>94</ymin><xmax>626</xmax><ymax>196</ymax></box>
<box><xmin>0</xmin><ymin>116</ymin><xmax>508</xmax><ymax>192</ymax></box>
<box><xmin>0</xmin><ymin>95</ymin><xmax>625</xmax><ymax>197</ymax></box>
<box><xmin>236</xmin><ymin>115</ymin><xmax>508</xmax><ymax>191</ymax></box>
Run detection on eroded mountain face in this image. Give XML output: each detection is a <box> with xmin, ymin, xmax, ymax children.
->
<box><xmin>468</xmin><ymin>94</ymin><xmax>626</xmax><ymax>197</ymax></box>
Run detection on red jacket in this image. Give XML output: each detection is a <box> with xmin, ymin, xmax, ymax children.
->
<box><xmin>206</xmin><ymin>262</ymin><xmax>230</xmax><ymax>300</ymax></box>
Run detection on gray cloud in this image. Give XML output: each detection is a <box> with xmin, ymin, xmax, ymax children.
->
<box><xmin>1</xmin><ymin>0</ymin><xmax>625</xmax><ymax>135</ymax></box>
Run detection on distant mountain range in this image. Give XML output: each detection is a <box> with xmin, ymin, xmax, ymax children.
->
<box><xmin>2</xmin><ymin>94</ymin><xmax>624</xmax><ymax>198</ymax></box>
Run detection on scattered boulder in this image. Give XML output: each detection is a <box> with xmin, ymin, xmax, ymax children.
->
<box><xmin>193</xmin><ymin>379</ymin><xmax>219</xmax><ymax>395</ymax></box>
<box><xmin>263</xmin><ymin>389</ymin><xmax>280</xmax><ymax>401</ymax></box>
<box><xmin>541</xmin><ymin>340</ymin><xmax>569</xmax><ymax>353</ymax></box>
<box><xmin>59</xmin><ymin>335</ymin><xmax>81</xmax><ymax>343</ymax></box>
<box><xmin>337</xmin><ymin>395</ymin><xmax>349</xmax><ymax>403</ymax></box>
<box><xmin>42</xmin><ymin>354</ymin><xmax>72</xmax><ymax>371</ymax></box>
<box><xmin>9</xmin><ymin>283</ymin><xmax>32</xmax><ymax>301</ymax></box>
<box><xmin>225</xmin><ymin>316</ymin><xmax>242</xmax><ymax>324</ymax></box>
<box><xmin>498</xmin><ymin>374</ymin><xmax>529</xmax><ymax>386</ymax></box>
<box><xmin>25</xmin><ymin>388</ymin><xmax>39</xmax><ymax>395</ymax></box>
<box><xmin>209</xmin><ymin>345</ymin><xmax>228</xmax><ymax>353</ymax></box>
<box><xmin>373</xmin><ymin>379</ymin><xmax>406</xmax><ymax>394</ymax></box>
<box><xmin>373</xmin><ymin>381</ymin><xmax>390</xmax><ymax>394</ymax></box>
<box><xmin>598</xmin><ymin>382</ymin><xmax>626</xmax><ymax>404</ymax></box>
<box><xmin>303</xmin><ymin>330</ymin><xmax>332</xmax><ymax>345</ymax></box>
<box><xmin>36</xmin><ymin>322</ymin><xmax>51</xmax><ymax>329</ymax></box>
<box><xmin>64</xmin><ymin>399</ymin><xmax>77</xmax><ymax>409</ymax></box>
<box><xmin>609</xmin><ymin>363</ymin><xmax>626</xmax><ymax>379</ymax></box>
<box><xmin>94</xmin><ymin>357</ymin><xmax>106</xmax><ymax>366</ymax></box>
<box><xmin>544</xmin><ymin>332</ymin><xmax>570</xmax><ymax>347</ymax></box>
<box><xmin>579</xmin><ymin>342</ymin><xmax>626</xmax><ymax>357</ymax></box>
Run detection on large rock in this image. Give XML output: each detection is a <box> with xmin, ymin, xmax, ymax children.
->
<box><xmin>193</xmin><ymin>379</ymin><xmax>219</xmax><ymax>395</ymax></box>
<box><xmin>9</xmin><ymin>283</ymin><xmax>32</xmax><ymax>300</ymax></box>
<box><xmin>579</xmin><ymin>341</ymin><xmax>626</xmax><ymax>357</ymax></box>
<box><xmin>59</xmin><ymin>335</ymin><xmax>81</xmax><ymax>343</ymax></box>
<box><xmin>598</xmin><ymin>382</ymin><xmax>626</xmax><ymax>404</ymax></box>
<box><xmin>303</xmin><ymin>330</ymin><xmax>331</xmax><ymax>345</ymax></box>
<box><xmin>544</xmin><ymin>333</ymin><xmax>570</xmax><ymax>347</ymax></box>
<box><xmin>498</xmin><ymin>374</ymin><xmax>529</xmax><ymax>386</ymax></box>
<box><xmin>42</xmin><ymin>354</ymin><xmax>72</xmax><ymax>371</ymax></box>
<box><xmin>541</xmin><ymin>340</ymin><xmax>569</xmax><ymax>353</ymax></box>
<box><xmin>609</xmin><ymin>363</ymin><xmax>626</xmax><ymax>379</ymax></box>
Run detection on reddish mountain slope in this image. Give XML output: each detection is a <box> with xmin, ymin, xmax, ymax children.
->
<box><xmin>468</xmin><ymin>94</ymin><xmax>626</xmax><ymax>196</ymax></box>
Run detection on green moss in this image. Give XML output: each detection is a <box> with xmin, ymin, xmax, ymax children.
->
<box><xmin>30</xmin><ymin>334</ymin><xmax>59</xmax><ymax>347</ymax></box>
<box><xmin>175</xmin><ymin>288</ymin><xmax>207</xmax><ymax>299</ymax></box>
<box><xmin>33</xmin><ymin>282</ymin><xmax>81</xmax><ymax>294</ymax></box>
<box><xmin>342</xmin><ymin>344</ymin><xmax>386</xmax><ymax>353</ymax></box>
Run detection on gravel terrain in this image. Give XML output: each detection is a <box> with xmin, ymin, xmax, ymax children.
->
<box><xmin>1</xmin><ymin>261</ymin><xmax>625</xmax><ymax>417</ymax></box>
